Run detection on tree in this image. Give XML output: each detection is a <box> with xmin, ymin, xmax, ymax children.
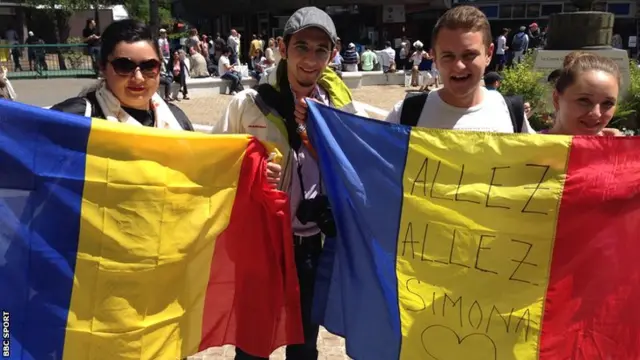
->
<box><xmin>122</xmin><ymin>0</ymin><xmax>174</xmax><ymax>27</ymax></box>
<box><xmin>25</xmin><ymin>0</ymin><xmax>119</xmax><ymax>69</ymax></box>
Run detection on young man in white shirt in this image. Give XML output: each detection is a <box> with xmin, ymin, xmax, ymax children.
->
<box><xmin>495</xmin><ymin>28</ymin><xmax>508</xmax><ymax>71</ymax></box>
<box><xmin>380</xmin><ymin>41</ymin><xmax>396</xmax><ymax>73</ymax></box>
<box><xmin>212</xmin><ymin>7</ymin><xmax>367</xmax><ymax>360</ymax></box>
<box><xmin>385</xmin><ymin>5</ymin><xmax>535</xmax><ymax>134</ymax></box>
<box><xmin>218</xmin><ymin>46</ymin><xmax>242</xmax><ymax>94</ymax></box>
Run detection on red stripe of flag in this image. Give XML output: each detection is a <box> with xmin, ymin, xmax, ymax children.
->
<box><xmin>540</xmin><ymin>137</ymin><xmax>640</xmax><ymax>359</ymax></box>
<box><xmin>199</xmin><ymin>138</ymin><xmax>303</xmax><ymax>356</ymax></box>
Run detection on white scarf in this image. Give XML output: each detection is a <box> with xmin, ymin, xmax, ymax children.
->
<box><xmin>82</xmin><ymin>80</ymin><xmax>183</xmax><ymax>130</ymax></box>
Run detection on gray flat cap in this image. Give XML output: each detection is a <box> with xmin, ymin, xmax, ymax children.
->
<box><xmin>283</xmin><ymin>7</ymin><xmax>338</xmax><ymax>44</ymax></box>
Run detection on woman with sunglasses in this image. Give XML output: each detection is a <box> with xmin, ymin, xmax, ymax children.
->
<box><xmin>50</xmin><ymin>19</ymin><xmax>193</xmax><ymax>131</ymax></box>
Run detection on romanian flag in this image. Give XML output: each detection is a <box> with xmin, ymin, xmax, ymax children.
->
<box><xmin>0</xmin><ymin>101</ymin><xmax>303</xmax><ymax>359</ymax></box>
<box><xmin>306</xmin><ymin>101</ymin><xmax>640</xmax><ymax>360</ymax></box>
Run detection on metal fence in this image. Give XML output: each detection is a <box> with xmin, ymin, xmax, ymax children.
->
<box><xmin>0</xmin><ymin>43</ymin><xmax>98</xmax><ymax>79</ymax></box>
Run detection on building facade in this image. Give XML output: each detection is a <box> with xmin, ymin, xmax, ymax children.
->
<box><xmin>457</xmin><ymin>0</ymin><xmax>637</xmax><ymax>55</ymax></box>
<box><xmin>178</xmin><ymin>0</ymin><xmax>638</xmax><ymax>58</ymax></box>
<box><xmin>179</xmin><ymin>0</ymin><xmax>453</xmax><ymax>52</ymax></box>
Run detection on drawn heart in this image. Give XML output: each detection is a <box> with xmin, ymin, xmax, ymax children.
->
<box><xmin>421</xmin><ymin>325</ymin><xmax>497</xmax><ymax>360</ymax></box>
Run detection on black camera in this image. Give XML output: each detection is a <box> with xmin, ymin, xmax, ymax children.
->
<box><xmin>296</xmin><ymin>195</ymin><xmax>337</xmax><ymax>237</ymax></box>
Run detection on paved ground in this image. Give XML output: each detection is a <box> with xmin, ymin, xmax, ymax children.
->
<box><xmin>11</xmin><ymin>78</ymin><xmax>96</xmax><ymax>107</ymax></box>
<box><xmin>12</xmin><ymin>80</ymin><xmax>410</xmax><ymax>122</ymax></box>
<box><xmin>10</xmin><ymin>78</ymin><xmax>409</xmax><ymax>124</ymax></box>
<box><xmin>190</xmin><ymin>329</ymin><xmax>349</xmax><ymax>360</ymax></box>
<box><xmin>173</xmin><ymin>85</ymin><xmax>408</xmax><ymax>126</ymax></box>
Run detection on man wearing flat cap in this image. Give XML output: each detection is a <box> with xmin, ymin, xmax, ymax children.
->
<box><xmin>212</xmin><ymin>7</ymin><xmax>367</xmax><ymax>359</ymax></box>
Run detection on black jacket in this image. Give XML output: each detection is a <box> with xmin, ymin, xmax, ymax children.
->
<box><xmin>50</xmin><ymin>91</ymin><xmax>194</xmax><ymax>131</ymax></box>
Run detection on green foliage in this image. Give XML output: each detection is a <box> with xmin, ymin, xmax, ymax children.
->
<box><xmin>25</xmin><ymin>0</ymin><xmax>119</xmax><ymax>14</ymax></box>
<box><xmin>168</xmin><ymin>32</ymin><xmax>188</xmax><ymax>40</ymax></box>
<box><xmin>498</xmin><ymin>52</ymin><xmax>550</xmax><ymax>130</ymax></box>
<box><xmin>123</xmin><ymin>0</ymin><xmax>174</xmax><ymax>26</ymax></box>
<box><xmin>609</xmin><ymin>61</ymin><xmax>640</xmax><ymax>134</ymax></box>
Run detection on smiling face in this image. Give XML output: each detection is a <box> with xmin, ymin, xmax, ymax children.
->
<box><xmin>103</xmin><ymin>40</ymin><xmax>161</xmax><ymax>110</ymax></box>
<box><xmin>434</xmin><ymin>28</ymin><xmax>493</xmax><ymax>107</ymax></box>
<box><xmin>281</xmin><ymin>27</ymin><xmax>335</xmax><ymax>94</ymax></box>
<box><xmin>553</xmin><ymin>70</ymin><xmax>619</xmax><ymax>135</ymax></box>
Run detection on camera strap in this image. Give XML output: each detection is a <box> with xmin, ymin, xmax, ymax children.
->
<box><xmin>294</xmin><ymin>149</ymin><xmax>323</xmax><ymax>202</ymax></box>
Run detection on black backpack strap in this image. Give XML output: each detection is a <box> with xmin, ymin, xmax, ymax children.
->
<box><xmin>84</xmin><ymin>91</ymin><xmax>105</xmax><ymax>119</ymax></box>
<box><xmin>503</xmin><ymin>94</ymin><xmax>525</xmax><ymax>133</ymax></box>
<box><xmin>399</xmin><ymin>92</ymin><xmax>429</xmax><ymax>127</ymax></box>
<box><xmin>255</xmin><ymin>84</ymin><xmax>301</xmax><ymax>151</ymax></box>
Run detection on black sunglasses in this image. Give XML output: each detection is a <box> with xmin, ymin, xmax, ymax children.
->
<box><xmin>109</xmin><ymin>57</ymin><xmax>161</xmax><ymax>77</ymax></box>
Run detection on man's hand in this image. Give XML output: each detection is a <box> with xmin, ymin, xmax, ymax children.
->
<box><xmin>266</xmin><ymin>162</ymin><xmax>281</xmax><ymax>188</ymax></box>
<box><xmin>294</xmin><ymin>97</ymin><xmax>321</xmax><ymax>125</ymax></box>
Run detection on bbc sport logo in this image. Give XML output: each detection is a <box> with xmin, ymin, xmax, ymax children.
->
<box><xmin>2</xmin><ymin>310</ymin><xmax>8</xmax><ymax>358</ymax></box>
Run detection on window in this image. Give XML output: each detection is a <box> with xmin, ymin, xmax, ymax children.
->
<box><xmin>477</xmin><ymin>5</ymin><xmax>499</xmax><ymax>18</ymax></box>
<box><xmin>526</xmin><ymin>3</ymin><xmax>541</xmax><ymax>17</ymax></box>
<box><xmin>512</xmin><ymin>4</ymin><xmax>526</xmax><ymax>17</ymax></box>
<box><xmin>607</xmin><ymin>3</ymin><xmax>631</xmax><ymax>16</ymax></box>
<box><xmin>540</xmin><ymin>3</ymin><xmax>563</xmax><ymax>16</ymax></box>
<box><xmin>500</xmin><ymin>4</ymin><xmax>513</xmax><ymax>18</ymax></box>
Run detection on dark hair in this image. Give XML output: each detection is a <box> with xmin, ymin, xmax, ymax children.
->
<box><xmin>547</xmin><ymin>69</ymin><xmax>562</xmax><ymax>83</ymax></box>
<box><xmin>99</xmin><ymin>19</ymin><xmax>160</xmax><ymax>68</ymax></box>
<box><xmin>282</xmin><ymin>32</ymin><xmax>334</xmax><ymax>52</ymax></box>
<box><xmin>223</xmin><ymin>46</ymin><xmax>232</xmax><ymax>55</ymax></box>
<box><xmin>85</xmin><ymin>18</ymin><xmax>94</xmax><ymax>28</ymax></box>
<box><xmin>555</xmin><ymin>51</ymin><xmax>620</xmax><ymax>93</ymax></box>
<box><xmin>0</xmin><ymin>78</ymin><xmax>9</xmax><ymax>99</ymax></box>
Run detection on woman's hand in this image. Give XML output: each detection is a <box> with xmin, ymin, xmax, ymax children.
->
<box><xmin>601</xmin><ymin>128</ymin><xmax>624</xmax><ymax>136</ymax></box>
<box><xmin>266</xmin><ymin>162</ymin><xmax>282</xmax><ymax>188</ymax></box>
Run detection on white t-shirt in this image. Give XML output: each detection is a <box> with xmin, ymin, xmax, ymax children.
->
<box><xmin>411</xmin><ymin>51</ymin><xmax>425</xmax><ymax>66</ymax></box>
<box><xmin>227</xmin><ymin>35</ymin><xmax>240</xmax><ymax>55</ymax></box>
<box><xmin>399</xmin><ymin>42</ymin><xmax>409</xmax><ymax>59</ymax></box>
<box><xmin>385</xmin><ymin>87</ymin><xmax>536</xmax><ymax>133</ymax></box>
<box><xmin>496</xmin><ymin>35</ymin><xmax>507</xmax><ymax>55</ymax></box>
<box><xmin>380</xmin><ymin>47</ymin><xmax>396</xmax><ymax>67</ymax></box>
<box><xmin>218</xmin><ymin>55</ymin><xmax>231</xmax><ymax>77</ymax></box>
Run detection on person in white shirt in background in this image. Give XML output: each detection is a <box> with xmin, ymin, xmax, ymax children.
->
<box><xmin>385</xmin><ymin>5</ymin><xmax>535</xmax><ymax>134</ymax></box>
<box><xmin>429</xmin><ymin>47</ymin><xmax>441</xmax><ymax>88</ymax></box>
<box><xmin>399</xmin><ymin>36</ymin><xmax>410</xmax><ymax>70</ymax></box>
<box><xmin>158</xmin><ymin>28</ymin><xmax>170</xmax><ymax>64</ymax></box>
<box><xmin>380</xmin><ymin>41</ymin><xmax>396</xmax><ymax>73</ymax></box>
<box><xmin>0</xmin><ymin>65</ymin><xmax>17</xmax><ymax>99</ymax></box>
<box><xmin>218</xmin><ymin>46</ymin><xmax>242</xmax><ymax>94</ymax></box>
<box><xmin>494</xmin><ymin>28</ymin><xmax>509</xmax><ymax>71</ymax></box>
<box><xmin>259</xmin><ymin>38</ymin><xmax>280</xmax><ymax>84</ymax></box>
<box><xmin>410</xmin><ymin>40</ymin><xmax>426</xmax><ymax>86</ymax></box>
<box><xmin>227</xmin><ymin>29</ymin><xmax>241</xmax><ymax>64</ymax></box>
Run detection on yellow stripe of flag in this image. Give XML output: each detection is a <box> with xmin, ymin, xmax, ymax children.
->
<box><xmin>64</xmin><ymin>120</ymin><xmax>250</xmax><ymax>359</ymax></box>
<box><xmin>396</xmin><ymin>130</ymin><xmax>572</xmax><ymax>359</ymax></box>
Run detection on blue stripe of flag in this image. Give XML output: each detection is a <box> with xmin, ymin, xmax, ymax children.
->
<box><xmin>0</xmin><ymin>100</ymin><xmax>90</xmax><ymax>360</ymax></box>
<box><xmin>306</xmin><ymin>101</ymin><xmax>409</xmax><ymax>360</ymax></box>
